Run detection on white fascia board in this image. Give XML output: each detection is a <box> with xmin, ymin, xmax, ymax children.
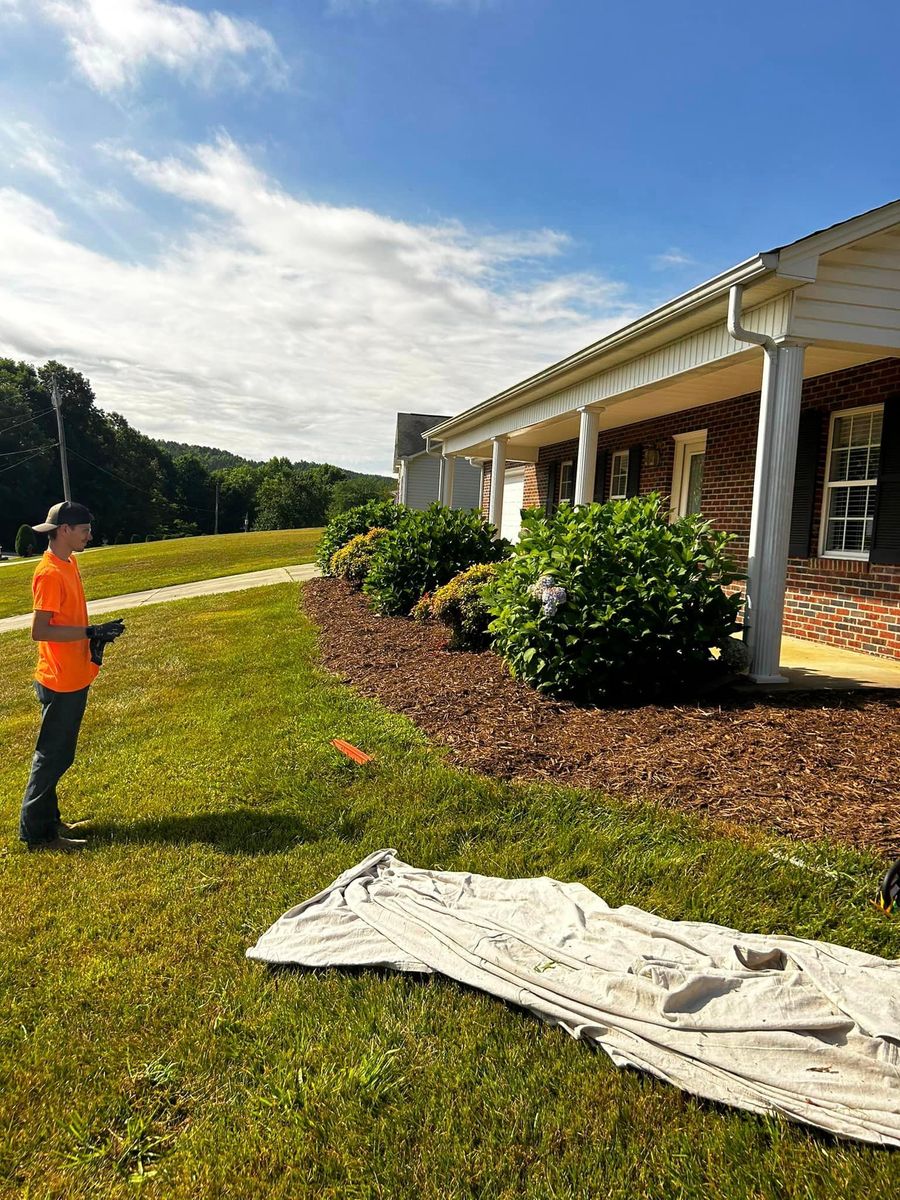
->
<box><xmin>769</xmin><ymin>198</ymin><xmax>900</xmax><ymax>268</ymax></box>
<box><xmin>426</xmin><ymin>254</ymin><xmax>777</xmax><ymax>445</ymax></box>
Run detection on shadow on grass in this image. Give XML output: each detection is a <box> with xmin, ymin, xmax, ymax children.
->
<box><xmin>90</xmin><ymin>809</ymin><xmax>317</xmax><ymax>855</ymax></box>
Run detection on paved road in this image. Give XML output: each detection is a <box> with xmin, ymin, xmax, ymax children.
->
<box><xmin>0</xmin><ymin>562</ymin><xmax>320</xmax><ymax>634</ymax></box>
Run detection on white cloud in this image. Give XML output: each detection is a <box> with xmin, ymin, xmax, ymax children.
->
<box><xmin>35</xmin><ymin>0</ymin><xmax>286</xmax><ymax>93</ymax></box>
<box><xmin>0</xmin><ymin>118</ymin><xmax>136</xmax><ymax>241</ymax></box>
<box><xmin>652</xmin><ymin>247</ymin><xmax>696</xmax><ymax>270</ymax></box>
<box><xmin>0</xmin><ymin>137</ymin><xmax>637</xmax><ymax>473</ymax></box>
<box><xmin>1</xmin><ymin>121</ymin><xmax>68</xmax><ymax>187</ymax></box>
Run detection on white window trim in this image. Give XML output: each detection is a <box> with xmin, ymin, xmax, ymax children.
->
<box><xmin>609</xmin><ymin>449</ymin><xmax>630</xmax><ymax>500</ymax></box>
<box><xmin>817</xmin><ymin>402</ymin><xmax>883</xmax><ymax>562</ymax></box>
<box><xmin>559</xmin><ymin>459</ymin><xmax>575</xmax><ymax>503</ymax></box>
<box><xmin>670</xmin><ymin>430</ymin><xmax>707</xmax><ymax>519</ymax></box>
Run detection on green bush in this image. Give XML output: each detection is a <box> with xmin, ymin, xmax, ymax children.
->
<box><xmin>316</xmin><ymin>500</ymin><xmax>405</xmax><ymax>574</ymax></box>
<box><xmin>487</xmin><ymin>495</ymin><xmax>744</xmax><ymax>703</ymax></box>
<box><xmin>426</xmin><ymin>563</ymin><xmax>498</xmax><ymax>650</ymax></box>
<box><xmin>364</xmin><ymin>504</ymin><xmax>504</xmax><ymax>617</ymax></box>
<box><xmin>15</xmin><ymin>524</ymin><xmax>37</xmax><ymax>557</ymax></box>
<box><xmin>330</xmin><ymin>527</ymin><xmax>389</xmax><ymax>587</ymax></box>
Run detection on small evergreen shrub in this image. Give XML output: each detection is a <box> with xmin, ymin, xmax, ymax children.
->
<box><xmin>426</xmin><ymin>563</ymin><xmax>498</xmax><ymax>650</ymax></box>
<box><xmin>410</xmin><ymin>592</ymin><xmax>433</xmax><ymax>623</ymax></box>
<box><xmin>317</xmin><ymin>500</ymin><xmax>405</xmax><ymax>574</ymax></box>
<box><xmin>15</xmin><ymin>524</ymin><xmax>37</xmax><ymax>557</ymax></box>
<box><xmin>364</xmin><ymin>504</ymin><xmax>504</xmax><ymax>617</ymax></box>
<box><xmin>487</xmin><ymin>495</ymin><xmax>744</xmax><ymax>703</ymax></box>
<box><xmin>330</xmin><ymin>527</ymin><xmax>389</xmax><ymax>587</ymax></box>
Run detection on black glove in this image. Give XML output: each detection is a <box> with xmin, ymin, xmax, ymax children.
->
<box><xmin>86</xmin><ymin>619</ymin><xmax>125</xmax><ymax>666</ymax></box>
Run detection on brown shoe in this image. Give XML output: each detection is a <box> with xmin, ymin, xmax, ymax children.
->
<box><xmin>57</xmin><ymin>821</ymin><xmax>90</xmax><ymax>837</ymax></box>
<box><xmin>28</xmin><ymin>836</ymin><xmax>88</xmax><ymax>853</ymax></box>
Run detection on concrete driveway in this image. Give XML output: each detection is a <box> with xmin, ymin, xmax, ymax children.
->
<box><xmin>0</xmin><ymin>562</ymin><xmax>320</xmax><ymax>634</ymax></box>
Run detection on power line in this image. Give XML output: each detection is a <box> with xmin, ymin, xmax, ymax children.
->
<box><xmin>0</xmin><ymin>407</ymin><xmax>55</xmax><ymax>436</ymax></box>
<box><xmin>66</xmin><ymin>445</ymin><xmax>218</xmax><ymax>515</ymax></box>
<box><xmin>0</xmin><ymin>442</ymin><xmax>52</xmax><ymax>457</ymax></box>
<box><xmin>0</xmin><ymin>445</ymin><xmax>55</xmax><ymax>476</ymax></box>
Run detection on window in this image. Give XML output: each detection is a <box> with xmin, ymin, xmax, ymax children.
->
<box><xmin>559</xmin><ymin>460</ymin><xmax>575</xmax><ymax>504</ymax></box>
<box><xmin>609</xmin><ymin>450</ymin><xmax>629</xmax><ymax>499</ymax></box>
<box><xmin>820</xmin><ymin>406</ymin><xmax>882</xmax><ymax>558</ymax></box>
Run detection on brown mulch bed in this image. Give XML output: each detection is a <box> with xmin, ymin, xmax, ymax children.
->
<box><xmin>304</xmin><ymin>579</ymin><xmax>900</xmax><ymax>858</ymax></box>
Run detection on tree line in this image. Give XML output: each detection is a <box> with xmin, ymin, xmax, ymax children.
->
<box><xmin>0</xmin><ymin>359</ymin><xmax>394</xmax><ymax>552</ymax></box>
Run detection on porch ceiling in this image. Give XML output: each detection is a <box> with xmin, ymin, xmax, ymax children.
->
<box><xmin>460</xmin><ymin>344</ymin><xmax>893</xmax><ymax>460</ymax></box>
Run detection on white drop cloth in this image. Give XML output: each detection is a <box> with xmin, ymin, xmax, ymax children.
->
<box><xmin>247</xmin><ymin>849</ymin><xmax>900</xmax><ymax>1146</ymax></box>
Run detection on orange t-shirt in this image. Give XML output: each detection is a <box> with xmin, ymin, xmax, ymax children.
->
<box><xmin>32</xmin><ymin>550</ymin><xmax>99</xmax><ymax>692</ymax></box>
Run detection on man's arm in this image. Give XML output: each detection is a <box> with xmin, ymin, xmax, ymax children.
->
<box><xmin>31</xmin><ymin>610</ymin><xmax>87</xmax><ymax>643</ymax></box>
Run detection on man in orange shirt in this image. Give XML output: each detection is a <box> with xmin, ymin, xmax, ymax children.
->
<box><xmin>20</xmin><ymin>502</ymin><xmax>125</xmax><ymax>852</ymax></box>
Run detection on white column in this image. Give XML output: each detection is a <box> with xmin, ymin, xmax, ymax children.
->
<box><xmin>488</xmin><ymin>435</ymin><xmax>508</xmax><ymax>535</ymax></box>
<box><xmin>398</xmin><ymin>458</ymin><xmax>409</xmax><ymax>505</ymax></box>
<box><xmin>440</xmin><ymin>455</ymin><xmax>456</xmax><ymax>507</ymax></box>
<box><xmin>574</xmin><ymin>406</ymin><xmax>600</xmax><ymax>505</ymax></box>
<box><xmin>746</xmin><ymin>339</ymin><xmax>808</xmax><ymax>683</ymax></box>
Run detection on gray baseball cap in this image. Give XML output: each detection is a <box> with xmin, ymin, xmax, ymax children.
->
<box><xmin>32</xmin><ymin>501</ymin><xmax>94</xmax><ymax>533</ymax></box>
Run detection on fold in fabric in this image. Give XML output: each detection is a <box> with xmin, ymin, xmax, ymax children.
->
<box><xmin>247</xmin><ymin>850</ymin><xmax>900</xmax><ymax>1147</ymax></box>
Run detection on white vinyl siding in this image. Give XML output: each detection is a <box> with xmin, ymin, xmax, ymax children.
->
<box><xmin>404</xmin><ymin>454</ymin><xmax>441</xmax><ymax>510</ymax></box>
<box><xmin>450</xmin><ymin>462</ymin><xmax>482</xmax><ymax>510</ymax></box>
<box><xmin>791</xmin><ymin>230</ymin><xmax>900</xmax><ymax>350</ymax></box>
<box><xmin>404</xmin><ymin>454</ymin><xmax>482</xmax><ymax>510</ymax></box>
<box><xmin>609</xmin><ymin>450</ymin><xmax>629</xmax><ymax>499</ymax></box>
<box><xmin>819</xmin><ymin>406</ymin><xmax>883</xmax><ymax>559</ymax></box>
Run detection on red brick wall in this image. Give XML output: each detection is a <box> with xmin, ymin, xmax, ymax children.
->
<box><xmin>477</xmin><ymin>356</ymin><xmax>900</xmax><ymax>660</ymax></box>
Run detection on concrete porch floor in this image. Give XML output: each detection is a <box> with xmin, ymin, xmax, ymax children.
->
<box><xmin>759</xmin><ymin>635</ymin><xmax>900</xmax><ymax>691</ymax></box>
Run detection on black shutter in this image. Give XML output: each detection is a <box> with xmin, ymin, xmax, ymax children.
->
<box><xmin>870</xmin><ymin>393</ymin><xmax>900</xmax><ymax>565</ymax></box>
<box><xmin>545</xmin><ymin>461</ymin><xmax>559</xmax><ymax>517</ymax></box>
<box><xmin>625</xmin><ymin>445</ymin><xmax>643</xmax><ymax>497</ymax></box>
<box><xmin>788</xmin><ymin>410</ymin><xmax>822</xmax><ymax>558</ymax></box>
<box><xmin>593</xmin><ymin>449</ymin><xmax>608</xmax><ymax>503</ymax></box>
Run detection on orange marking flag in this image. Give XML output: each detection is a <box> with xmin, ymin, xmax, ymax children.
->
<box><xmin>331</xmin><ymin>739</ymin><xmax>373</xmax><ymax>765</ymax></box>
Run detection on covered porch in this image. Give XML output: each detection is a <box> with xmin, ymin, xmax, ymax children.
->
<box><xmin>425</xmin><ymin>203</ymin><xmax>900</xmax><ymax>684</ymax></box>
<box><xmin>756</xmin><ymin>635</ymin><xmax>900</xmax><ymax>691</ymax></box>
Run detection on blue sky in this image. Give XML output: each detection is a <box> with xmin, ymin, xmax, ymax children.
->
<box><xmin>0</xmin><ymin>0</ymin><xmax>898</xmax><ymax>473</ymax></box>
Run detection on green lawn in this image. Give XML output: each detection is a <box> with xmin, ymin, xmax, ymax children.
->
<box><xmin>0</xmin><ymin>529</ymin><xmax>322</xmax><ymax>618</ymax></box>
<box><xmin>2</xmin><ymin>585</ymin><xmax>900</xmax><ymax>1199</ymax></box>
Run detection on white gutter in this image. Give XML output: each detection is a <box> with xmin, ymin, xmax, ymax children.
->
<box><xmin>427</xmin><ymin>253</ymin><xmax>777</xmax><ymax>442</ymax></box>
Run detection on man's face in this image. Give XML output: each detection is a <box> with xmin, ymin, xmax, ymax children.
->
<box><xmin>62</xmin><ymin>522</ymin><xmax>92</xmax><ymax>552</ymax></box>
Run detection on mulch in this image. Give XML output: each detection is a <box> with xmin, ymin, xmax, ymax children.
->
<box><xmin>303</xmin><ymin>579</ymin><xmax>900</xmax><ymax>858</ymax></box>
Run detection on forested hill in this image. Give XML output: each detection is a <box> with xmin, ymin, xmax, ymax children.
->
<box><xmin>154</xmin><ymin>440</ymin><xmax>388</xmax><ymax>482</ymax></box>
<box><xmin>2</xmin><ymin>357</ymin><xmax>395</xmax><ymax>549</ymax></box>
<box><xmin>153</xmin><ymin>441</ymin><xmax>263</xmax><ymax>472</ymax></box>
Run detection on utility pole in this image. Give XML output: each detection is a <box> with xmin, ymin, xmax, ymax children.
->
<box><xmin>214</xmin><ymin>480</ymin><xmax>219</xmax><ymax>534</ymax></box>
<box><xmin>50</xmin><ymin>376</ymin><xmax>71</xmax><ymax>502</ymax></box>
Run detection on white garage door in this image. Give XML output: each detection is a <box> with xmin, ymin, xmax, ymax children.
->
<box><xmin>500</xmin><ymin>467</ymin><xmax>526</xmax><ymax>542</ymax></box>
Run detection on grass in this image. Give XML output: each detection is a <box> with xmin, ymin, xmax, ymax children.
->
<box><xmin>2</xmin><ymin>584</ymin><xmax>900</xmax><ymax>1198</ymax></box>
<box><xmin>0</xmin><ymin>529</ymin><xmax>322</xmax><ymax>618</ymax></box>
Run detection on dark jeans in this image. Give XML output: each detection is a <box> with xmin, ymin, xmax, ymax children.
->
<box><xmin>20</xmin><ymin>682</ymin><xmax>90</xmax><ymax>845</ymax></box>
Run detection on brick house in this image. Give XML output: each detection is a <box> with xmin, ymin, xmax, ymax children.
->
<box><xmin>425</xmin><ymin>201</ymin><xmax>900</xmax><ymax>683</ymax></box>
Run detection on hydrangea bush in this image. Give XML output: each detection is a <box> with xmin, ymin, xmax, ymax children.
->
<box><xmin>487</xmin><ymin>495</ymin><xmax>744</xmax><ymax>702</ymax></box>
